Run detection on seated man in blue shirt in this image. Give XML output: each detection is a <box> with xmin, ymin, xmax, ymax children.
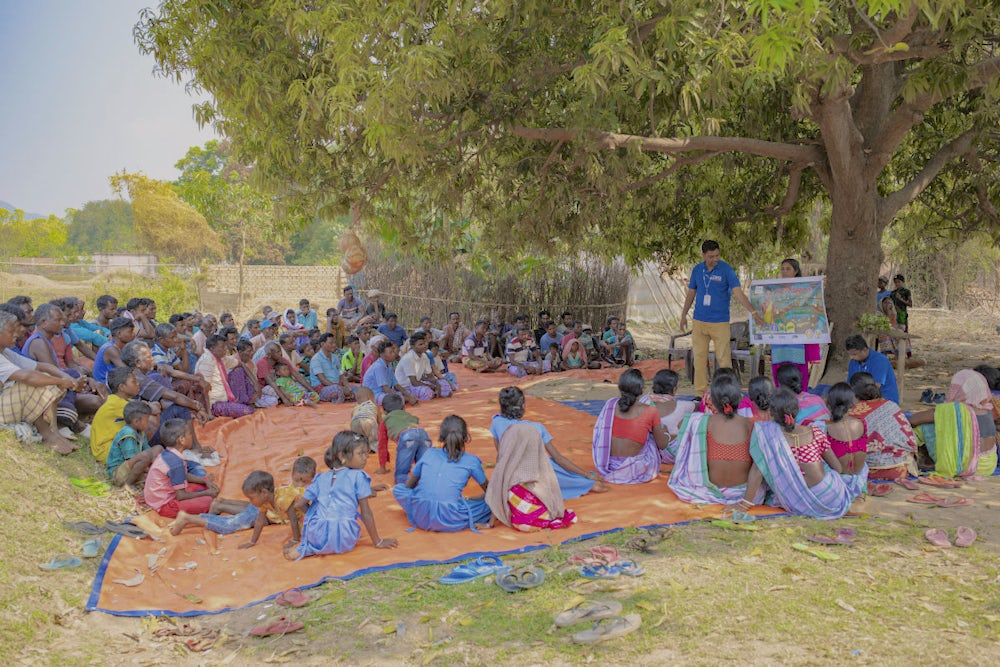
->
<box><xmin>377</xmin><ymin>313</ymin><xmax>408</xmax><ymax>348</ymax></box>
<box><xmin>845</xmin><ymin>334</ymin><xmax>899</xmax><ymax>404</ymax></box>
<box><xmin>296</xmin><ymin>299</ymin><xmax>319</xmax><ymax>331</ymax></box>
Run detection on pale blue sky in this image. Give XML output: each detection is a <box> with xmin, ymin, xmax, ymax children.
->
<box><xmin>0</xmin><ymin>0</ymin><xmax>215</xmax><ymax>216</ymax></box>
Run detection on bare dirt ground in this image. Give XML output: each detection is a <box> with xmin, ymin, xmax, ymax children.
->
<box><xmin>8</xmin><ymin>309</ymin><xmax>1000</xmax><ymax>666</ymax></box>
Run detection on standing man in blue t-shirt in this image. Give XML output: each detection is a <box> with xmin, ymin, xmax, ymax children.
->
<box><xmin>679</xmin><ymin>240</ymin><xmax>758</xmax><ymax>394</ymax></box>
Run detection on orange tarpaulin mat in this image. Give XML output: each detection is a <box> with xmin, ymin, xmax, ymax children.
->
<box><xmin>87</xmin><ymin>364</ymin><xmax>775</xmax><ymax>616</ymax></box>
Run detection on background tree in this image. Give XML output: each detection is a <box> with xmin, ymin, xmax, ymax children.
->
<box><xmin>173</xmin><ymin>140</ymin><xmax>291</xmax><ymax>264</ymax></box>
<box><xmin>65</xmin><ymin>199</ymin><xmax>136</xmax><ymax>254</ymax></box>
<box><xmin>137</xmin><ymin>1</ymin><xmax>1000</xmax><ymax>372</ymax></box>
<box><xmin>110</xmin><ymin>171</ymin><xmax>223</xmax><ymax>265</ymax></box>
<box><xmin>0</xmin><ymin>209</ymin><xmax>70</xmax><ymax>259</ymax></box>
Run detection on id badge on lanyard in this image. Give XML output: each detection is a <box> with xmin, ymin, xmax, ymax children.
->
<box><xmin>702</xmin><ymin>270</ymin><xmax>714</xmax><ymax>307</ymax></box>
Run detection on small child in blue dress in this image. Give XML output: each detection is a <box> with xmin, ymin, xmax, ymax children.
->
<box><xmin>284</xmin><ymin>431</ymin><xmax>396</xmax><ymax>560</ymax></box>
<box><xmin>393</xmin><ymin>415</ymin><xmax>493</xmax><ymax>532</ymax></box>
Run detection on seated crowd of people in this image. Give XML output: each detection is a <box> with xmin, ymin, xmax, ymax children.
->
<box><xmin>4</xmin><ymin>286</ymin><xmax>994</xmax><ymax>560</ymax></box>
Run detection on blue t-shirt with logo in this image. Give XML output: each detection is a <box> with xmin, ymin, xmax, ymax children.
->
<box><xmin>688</xmin><ymin>260</ymin><xmax>740</xmax><ymax>323</ymax></box>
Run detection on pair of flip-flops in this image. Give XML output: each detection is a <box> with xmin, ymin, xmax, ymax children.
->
<box><xmin>567</xmin><ymin>545</ymin><xmax>619</xmax><ymax>567</ymax></box>
<box><xmin>579</xmin><ymin>560</ymin><xmax>645</xmax><ymax>579</ymax></box>
<box><xmin>894</xmin><ymin>477</ymin><xmax>920</xmax><ymax>490</ymax></box>
<box><xmin>906</xmin><ymin>493</ymin><xmax>974</xmax><ymax>508</ymax></box>
<box><xmin>63</xmin><ymin>520</ymin><xmax>150</xmax><ymax>539</ymax></box>
<box><xmin>438</xmin><ymin>555</ymin><xmax>506</xmax><ymax>584</ymax></box>
<box><xmin>919</xmin><ymin>390</ymin><xmax>946</xmax><ymax>405</ymax></box>
<box><xmin>82</xmin><ymin>538</ymin><xmax>102</xmax><ymax>558</ymax></box>
<box><xmin>925</xmin><ymin>527</ymin><xmax>977</xmax><ymax>548</ymax></box>
<box><xmin>249</xmin><ymin>617</ymin><xmax>304</xmax><ymax>637</ymax></box>
<box><xmin>496</xmin><ymin>567</ymin><xmax>546</xmax><ymax>592</ymax></box>
<box><xmin>570</xmin><ymin>613</ymin><xmax>642</xmax><ymax>644</ymax></box>
<box><xmin>806</xmin><ymin>528</ymin><xmax>857</xmax><ymax>546</ymax></box>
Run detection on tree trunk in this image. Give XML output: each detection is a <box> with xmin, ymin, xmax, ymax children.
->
<box><xmin>822</xmin><ymin>179</ymin><xmax>884</xmax><ymax>381</ymax></box>
<box><xmin>934</xmin><ymin>261</ymin><xmax>948</xmax><ymax>309</ymax></box>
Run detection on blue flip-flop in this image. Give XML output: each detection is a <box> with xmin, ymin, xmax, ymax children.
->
<box><xmin>39</xmin><ymin>555</ymin><xmax>83</xmax><ymax>571</ymax></box>
<box><xmin>438</xmin><ymin>555</ymin><xmax>505</xmax><ymax>584</ymax></box>
<box><xmin>579</xmin><ymin>563</ymin><xmax>619</xmax><ymax>579</ymax></box>
<box><xmin>82</xmin><ymin>538</ymin><xmax>102</xmax><ymax>558</ymax></box>
<box><xmin>610</xmin><ymin>560</ymin><xmax>645</xmax><ymax>577</ymax></box>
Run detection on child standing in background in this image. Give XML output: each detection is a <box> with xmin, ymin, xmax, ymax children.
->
<box><xmin>285</xmin><ymin>432</ymin><xmax>396</xmax><ymax>560</ymax></box>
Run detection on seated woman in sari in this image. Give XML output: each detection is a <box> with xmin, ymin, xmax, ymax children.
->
<box><xmin>485</xmin><ymin>423</ymin><xmax>577</xmax><ymax>532</ymax></box>
<box><xmin>747</xmin><ymin>376</ymin><xmax>773</xmax><ymax>423</ymax></box>
<box><xmin>973</xmin><ymin>364</ymin><xmax>1000</xmax><ymax>419</ymax></box>
<box><xmin>638</xmin><ymin>369</ymin><xmax>696</xmax><ymax>463</ymax></box>
<box><xmin>775</xmin><ymin>364</ymin><xmax>830</xmax><ymax>428</ymax></box>
<box><xmin>909</xmin><ymin>369</ymin><xmax>997</xmax><ymax>478</ymax></box>
<box><xmin>592</xmin><ymin>368</ymin><xmax>670</xmax><ymax>484</ymax></box>
<box><xmin>737</xmin><ymin>388</ymin><xmax>853</xmax><ymax>520</ymax></box>
<box><xmin>848</xmin><ymin>372</ymin><xmax>918</xmax><ymax>480</ymax></box>
<box><xmin>698</xmin><ymin>367</ymin><xmax>754</xmax><ymax>417</ymax></box>
<box><xmin>490</xmin><ymin>386</ymin><xmax>607</xmax><ymax>499</ymax></box>
<box><xmin>669</xmin><ymin>374</ymin><xmax>764</xmax><ymax>505</ymax></box>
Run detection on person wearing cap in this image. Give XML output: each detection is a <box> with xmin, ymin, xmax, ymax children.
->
<box><xmin>362</xmin><ymin>289</ymin><xmax>387</xmax><ymax>326</ymax></box>
<box><xmin>92</xmin><ymin>317</ymin><xmax>137</xmax><ymax>385</ymax></box>
<box><xmin>679</xmin><ymin>240</ymin><xmax>759</xmax><ymax>394</ymax></box>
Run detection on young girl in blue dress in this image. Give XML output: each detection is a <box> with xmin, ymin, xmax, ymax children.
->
<box><xmin>284</xmin><ymin>431</ymin><xmax>396</xmax><ymax>560</ymax></box>
<box><xmin>393</xmin><ymin>415</ymin><xmax>493</xmax><ymax>531</ymax></box>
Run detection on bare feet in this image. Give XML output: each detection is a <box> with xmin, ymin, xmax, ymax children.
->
<box><xmin>45</xmin><ymin>434</ymin><xmax>79</xmax><ymax>455</ymax></box>
<box><xmin>373</xmin><ymin>467</ymin><xmax>389</xmax><ymax>475</ymax></box>
<box><xmin>474</xmin><ymin>522</ymin><xmax>493</xmax><ymax>530</ymax></box>
<box><xmin>592</xmin><ymin>481</ymin><xmax>611</xmax><ymax>493</ymax></box>
<box><xmin>283</xmin><ymin>543</ymin><xmax>300</xmax><ymax>560</ymax></box>
<box><xmin>169</xmin><ymin>511</ymin><xmax>192</xmax><ymax>536</ymax></box>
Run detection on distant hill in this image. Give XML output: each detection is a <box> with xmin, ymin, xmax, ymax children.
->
<box><xmin>0</xmin><ymin>200</ymin><xmax>51</xmax><ymax>220</ymax></box>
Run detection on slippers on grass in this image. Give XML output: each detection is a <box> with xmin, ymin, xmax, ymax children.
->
<box><xmin>612</xmin><ymin>560</ymin><xmax>645</xmax><ymax>577</ymax></box>
<box><xmin>571</xmin><ymin>614</ymin><xmax>642</xmax><ymax>644</ymax></box>
<box><xmin>63</xmin><ymin>520</ymin><xmax>107</xmax><ymax>535</ymax></box>
<box><xmin>555</xmin><ymin>600</ymin><xmax>624</xmax><ymax>627</ymax></box>
<box><xmin>791</xmin><ymin>543</ymin><xmax>840</xmax><ymax>561</ymax></box>
<box><xmin>496</xmin><ymin>567</ymin><xmax>546</xmax><ymax>593</ymax></box>
<box><xmin>918</xmin><ymin>475</ymin><xmax>963</xmax><ymax>489</ymax></box>
<box><xmin>39</xmin><ymin>555</ymin><xmax>83</xmax><ymax>570</ymax></box>
<box><xmin>866</xmin><ymin>482</ymin><xmax>894</xmax><ymax>497</ymax></box>
<box><xmin>579</xmin><ymin>563</ymin><xmax>619</xmax><ymax>580</ymax></box>
<box><xmin>624</xmin><ymin>536</ymin><xmax>657</xmax><ymax>554</ymax></box>
<box><xmin>924</xmin><ymin>528</ymin><xmax>951</xmax><ymax>548</ymax></box>
<box><xmin>103</xmin><ymin>521</ymin><xmax>150</xmax><ymax>540</ymax></box>
<box><xmin>275</xmin><ymin>589</ymin><xmax>310</xmax><ymax>607</ymax></box>
<box><xmin>906</xmin><ymin>492</ymin><xmax>947</xmax><ymax>505</ymax></box>
<box><xmin>82</xmin><ymin>538</ymin><xmax>102</xmax><ymax>558</ymax></box>
<box><xmin>955</xmin><ymin>526</ymin><xmax>977</xmax><ymax>548</ymax></box>
<box><xmin>438</xmin><ymin>555</ymin><xmax>505</xmax><ymax>584</ymax></box>
<box><xmin>249</xmin><ymin>617</ymin><xmax>304</xmax><ymax>637</ymax></box>
<box><xmin>935</xmin><ymin>496</ymin><xmax>974</xmax><ymax>508</ymax></box>
<box><xmin>590</xmin><ymin>545</ymin><xmax>619</xmax><ymax>564</ymax></box>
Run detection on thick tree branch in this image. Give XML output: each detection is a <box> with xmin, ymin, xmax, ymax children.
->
<box><xmin>880</xmin><ymin>129</ymin><xmax>977</xmax><ymax>222</ymax></box>
<box><xmin>509</xmin><ymin>126</ymin><xmax>823</xmax><ymax>164</ymax></box>
<box><xmin>814</xmin><ymin>87</ymin><xmax>864</xmax><ymax>186</ymax></box>
<box><xmin>771</xmin><ymin>165</ymin><xmax>806</xmax><ymax>218</ymax></box>
<box><xmin>870</xmin><ymin>56</ymin><xmax>1000</xmax><ymax>170</ymax></box>
<box><xmin>877</xmin><ymin>3</ymin><xmax>921</xmax><ymax>49</ymax></box>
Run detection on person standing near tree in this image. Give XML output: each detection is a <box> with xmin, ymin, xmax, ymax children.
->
<box><xmin>679</xmin><ymin>240</ymin><xmax>758</xmax><ymax>395</ymax></box>
<box><xmin>890</xmin><ymin>274</ymin><xmax>912</xmax><ymax>332</ymax></box>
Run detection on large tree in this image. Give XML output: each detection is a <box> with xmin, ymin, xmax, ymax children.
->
<box><xmin>65</xmin><ymin>199</ymin><xmax>136</xmax><ymax>254</ymax></box>
<box><xmin>137</xmin><ymin>0</ymin><xmax>1000</xmax><ymax>369</ymax></box>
